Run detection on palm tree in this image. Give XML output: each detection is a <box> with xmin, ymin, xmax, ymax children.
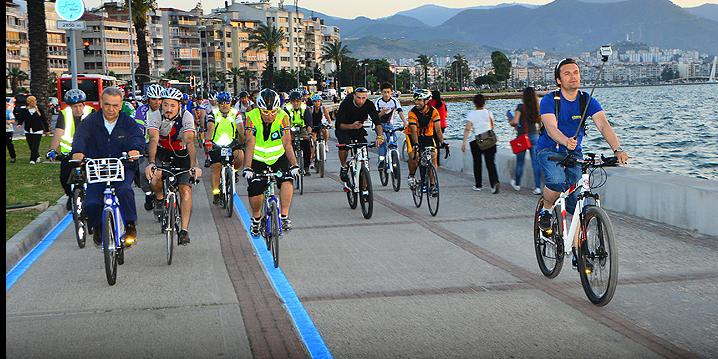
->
<box><xmin>249</xmin><ymin>24</ymin><xmax>286</xmax><ymax>88</ymax></box>
<box><xmin>126</xmin><ymin>0</ymin><xmax>157</xmax><ymax>88</ymax></box>
<box><xmin>415</xmin><ymin>54</ymin><xmax>432</xmax><ymax>88</ymax></box>
<box><xmin>241</xmin><ymin>68</ymin><xmax>256</xmax><ymax>91</ymax></box>
<box><xmin>228</xmin><ymin>67</ymin><xmax>242</xmax><ymax>96</ymax></box>
<box><xmin>321</xmin><ymin>40</ymin><xmax>351</xmax><ymax>89</ymax></box>
<box><xmin>27</xmin><ymin>0</ymin><xmax>50</xmax><ymax>115</ymax></box>
<box><xmin>7</xmin><ymin>67</ymin><xmax>29</xmax><ymax>89</ymax></box>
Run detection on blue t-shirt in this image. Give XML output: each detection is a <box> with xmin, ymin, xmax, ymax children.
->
<box><xmin>536</xmin><ymin>90</ymin><xmax>603</xmax><ymax>152</ymax></box>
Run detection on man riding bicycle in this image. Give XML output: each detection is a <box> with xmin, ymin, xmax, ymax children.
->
<box><xmin>134</xmin><ymin>84</ymin><xmax>163</xmax><ymax>211</ymax></box>
<box><xmin>70</xmin><ymin>87</ymin><xmax>145</xmax><ymax>248</ymax></box>
<box><xmin>205</xmin><ymin>91</ymin><xmax>245</xmax><ymax>205</ymax></box>
<box><xmin>374</xmin><ymin>82</ymin><xmax>408</xmax><ymax>168</ymax></box>
<box><xmin>47</xmin><ymin>89</ymin><xmax>96</xmax><ymax>210</ymax></box>
<box><xmin>234</xmin><ymin>91</ymin><xmax>255</xmax><ymax>118</ymax></box>
<box><xmin>537</xmin><ymin>58</ymin><xmax>629</xmax><ymax>235</ymax></box>
<box><xmin>145</xmin><ymin>87</ymin><xmax>202</xmax><ymax>245</ymax></box>
<box><xmin>308</xmin><ymin>93</ymin><xmax>333</xmax><ymax>167</ymax></box>
<box><xmin>242</xmin><ymin>89</ymin><xmax>300</xmax><ymax>235</ymax></box>
<box><xmin>406</xmin><ymin>89</ymin><xmax>445</xmax><ymax>187</ymax></box>
<box><xmin>335</xmin><ymin>87</ymin><xmax>384</xmax><ymax>183</ymax></box>
<box><xmin>284</xmin><ymin>90</ymin><xmax>313</xmax><ymax>176</ymax></box>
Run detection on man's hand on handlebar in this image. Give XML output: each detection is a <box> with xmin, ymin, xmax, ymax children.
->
<box><xmin>615</xmin><ymin>151</ymin><xmax>629</xmax><ymax>165</ymax></box>
<box><xmin>72</xmin><ymin>153</ymin><xmax>85</xmax><ymax>162</ymax></box>
<box><xmin>565</xmin><ymin>137</ymin><xmax>577</xmax><ymax>151</ymax></box>
<box><xmin>127</xmin><ymin>150</ymin><xmax>141</xmax><ymax>161</ymax></box>
<box><xmin>145</xmin><ymin>163</ymin><xmax>157</xmax><ymax>180</ymax></box>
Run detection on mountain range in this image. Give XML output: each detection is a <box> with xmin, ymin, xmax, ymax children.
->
<box><xmin>292</xmin><ymin>0</ymin><xmax>718</xmax><ymax>58</ymax></box>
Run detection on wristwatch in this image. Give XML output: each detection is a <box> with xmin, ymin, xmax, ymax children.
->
<box><xmin>613</xmin><ymin>147</ymin><xmax>624</xmax><ymax>154</ymax></box>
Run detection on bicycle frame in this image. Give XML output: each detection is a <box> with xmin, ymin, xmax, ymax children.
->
<box><xmin>258</xmin><ymin>172</ymin><xmax>283</xmax><ymax>238</ymax></box>
<box><xmin>382</xmin><ymin>127</ymin><xmax>402</xmax><ymax>173</ymax></box>
<box><xmin>101</xmin><ymin>183</ymin><xmax>126</xmax><ymax>250</ymax></box>
<box><xmin>348</xmin><ymin>145</ymin><xmax>370</xmax><ymax>193</ymax></box>
<box><xmin>545</xmin><ymin>172</ymin><xmax>597</xmax><ymax>254</ymax></box>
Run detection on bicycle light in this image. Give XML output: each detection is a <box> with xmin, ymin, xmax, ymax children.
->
<box><xmin>105</xmin><ymin>198</ymin><xmax>113</xmax><ymax>205</ymax></box>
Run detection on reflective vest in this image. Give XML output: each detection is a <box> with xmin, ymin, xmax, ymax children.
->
<box><xmin>284</xmin><ymin>103</ymin><xmax>307</xmax><ymax>127</ymax></box>
<box><xmin>247</xmin><ymin>108</ymin><xmax>285</xmax><ymax>165</ymax></box>
<box><xmin>59</xmin><ymin>106</ymin><xmax>94</xmax><ymax>154</ymax></box>
<box><xmin>211</xmin><ymin>108</ymin><xmax>239</xmax><ymax>146</ymax></box>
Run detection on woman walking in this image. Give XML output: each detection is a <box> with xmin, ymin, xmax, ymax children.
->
<box><xmin>15</xmin><ymin>95</ymin><xmax>49</xmax><ymax>164</ymax></box>
<box><xmin>6</xmin><ymin>100</ymin><xmax>17</xmax><ymax>163</ymax></box>
<box><xmin>510</xmin><ymin>87</ymin><xmax>543</xmax><ymax>195</ymax></box>
<box><xmin>461</xmin><ymin>93</ymin><xmax>499</xmax><ymax>194</ymax></box>
<box><xmin>428</xmin><ymin>90</ymin><xmax>448</xmax><ymax>165</ymax></box>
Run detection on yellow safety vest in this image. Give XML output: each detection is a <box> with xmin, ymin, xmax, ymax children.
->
<box><xmin>284</xmin><ymin>103</ymin><xmax>307</xmax><ymax>127</ymax></box>
<box><xmin>211</xmin><ymin>108</ymin><xmax>239</xmax><ymax>146</ymax></box>
<box><xmin>59</xmin><ymin>106</ymin><xmax>94</xmax><ymax>154</ymax></box>
<box><xmin>247</xmin><ymin>108</ymin><xmax>286</xmax><ymax>165</ymax></box>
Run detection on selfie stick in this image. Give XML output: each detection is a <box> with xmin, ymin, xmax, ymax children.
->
<box><xmin>573</xmin><ymin>45</ymin><xmax>611</xmax><ymax>139</ymax></box>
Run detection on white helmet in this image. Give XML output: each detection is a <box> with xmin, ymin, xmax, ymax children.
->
<box><xmin>161</xmin><ymin>87</ymin><xmax>183</xmax><ymax>102</ymax></box>
<box><xmin>412</xmin><ymin>88</ymin><xmax>432</xmax><ymax>100</ymax></box>
<box><xmin>146</xmin><ymin>84</ymin><xmax>163</xmax><ymax>99</ymax></box>
<box><xmin>208</xmin><ymin>92</ymin><xmax>217</xmax><ymax>101</ymax></box>
<box><xmin>256</xmin><ymin>89</ymin><xmax>280</xmax><ymax>110</ymax></box>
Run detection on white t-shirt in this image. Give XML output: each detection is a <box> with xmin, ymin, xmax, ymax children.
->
<box><xmin>374</xmin><ymin>96</ymin><xmax>403</xmax><ymax>124</ymax></box>
<box><xmin>465</xmin><ymin>109</ymin><xmax>494</xmax><ymax>136</ymax></box>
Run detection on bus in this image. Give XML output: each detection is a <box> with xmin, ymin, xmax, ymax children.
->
<box><xmin>163</xmin><ymin>80</ymin><xmax>191</xmax><ymax>94</ymax></box>
<box><xmin>58</xmin><ymin>74</ymin><xmax>118</xmax><ymax>111</ymax></box>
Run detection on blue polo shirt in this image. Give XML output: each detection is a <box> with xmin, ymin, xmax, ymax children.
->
<box><xmin>536</xmin><ymin>90</ymin><xmax>602</xmax><ymax>152</ymax></box>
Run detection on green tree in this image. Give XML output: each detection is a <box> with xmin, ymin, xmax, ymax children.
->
<box><xmin>337</xmin><ymin>56</ymin><xmax>359</xmax><ymax>88</ymax></box>
<box><xmin>125</xmin><ymin>0</ymin><xmax>157</xmax><ymax>88</ymax></box>
<box><xmin>6</xmin><ymin>67</ymin><xmax>29</xmax><ymax>90</ymax></box>
<box><xmin>249</xmin><ymin>24</ymin><xmax>286</xmax><ymax>88</ymax></box>
<box><xmin>241</xmin><ymin>68</ymin><xmax>256</xmax><ymax>91</ymax></box>
<box><xmin>27</xmin><ymin>0</ymin><xmax>49</xmax><ymax>115</ymax></box>
<box><xmin>474</xmin><ymin>73</ymin><xmax>498</xmax><ymax>88</ymax></box>
<box><xmin>661</xmin><ymin>66</ymin><xmax>677</xmax><ymax>81</ymax></box>
<box><xmin>491</xmin><ymin>51</ymin><xmax>512</xmax><ymax>85</ymax></box>
<box><xmin>162</xmin><ymin>67</ymin><xmax>187</xmax><ymax>81</ymax></box>
<box><xmin>396</xmin><ymin>69</ymin><xmax>412</xmax><ymax>93</ymax></box>
<box><xmin>321</xmin><ymin>40</ymin><xmax>351</xmax><ymax>89</ymax></box>
<box><xmin>228</xmin><ymin>67</ymin><xmax>243</xmax><ymax>97</ymax></box>
<box><xmin>415</xmin><ymin>54</ymin><xmax>432</xmax><ymax>88</ymax></box>
<box><xmin>448</xmin><ymin>54</ymin><xmax>470</xmax><ymax>90</ymax></box>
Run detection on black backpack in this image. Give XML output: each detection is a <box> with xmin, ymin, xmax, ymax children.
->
<box><xmin>551</xmin><ymin>89</ymin><xmax>589</xmax><ymax>136</ymax></box>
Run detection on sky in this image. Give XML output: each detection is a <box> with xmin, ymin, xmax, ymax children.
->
<box><xmin>83</xmin><ymin>0</ymin><xmax>716</xmax><ymax>19</ymax></box>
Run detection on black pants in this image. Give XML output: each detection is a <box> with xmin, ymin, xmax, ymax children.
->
<box><xmin>301</xmin><ymin>139</ymin><xmax>311</xmax><ymax>169</ymax></box>
<box><xmin>6</xmin><ymin>132</ymin><xmax>16</xmax><ymax>159</ymax></box>
<box><xmin>60</xmin><ymin>158</ymin><xmax>74</xmax><ymax>197</ymax></box>
<box><xmin>469</xmin><ymin>140</ymin><xmax>498</xmax><ymax>188</ymax></box>
<box><xmin>25</xmin><ymin>133</ymin><xmax>42</xmax><ymax>162</ymax></box>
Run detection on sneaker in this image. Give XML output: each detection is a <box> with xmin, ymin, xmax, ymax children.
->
<box><xmin>93</xmin><ymin>227</ymin><xmax>102</xmax><ymax>248</ymax></box>
<box><xmin>304</xmin><ymin>169</ymin><xmax>311</xmax><ymax>177</ymax></box>
<box><xmin>510</xmin><ymin>179</ymin><xmax>521</xmax><ymax>191</ymax></box>
<box><xmin>533</xmin><ymin>187</ymin><xmax>542</xmax><ymax>195</ymax></box>
<box><xmin>153</xmin><ymin>200</ymin><xmax>164</xmax><ymax>217</ymax></box>
<box><xmin>143</xmin><ymin>193</ymin><xmax>154</xmax><ymax>211</ymax></box>
<box><xmin>472</xmin><ymin>186</ymin><xmax>482</xmax><ymax>191</ymax></box>
<box><xmin>178</xmin><ymin>230</ymin><xmax>190</xmax><ymax>245</ymax></box>
<box><xmin>250</xmin><ymin>217</ymin><xmax>261</xmax><ymax>236</ymax></box>
<box><xmin>571</xmin><ymin>247</ymin><xmax>578</xmax><ymax>270</ymax></box>
<box><xmin>10</xmin><ymin>158</ymin><xmax>16</xmax><ymax>163</ymax></box>
<box><xmin>309</xmin><ymin>163</ymin><xmax>315</xmax><ymax>169</ymax></box>
<box><xmin>204</xmin><ymin>159</ymin><xmax>211</xmax><ymax>168</ymax></box>
<box><xmin>491</xmin><ymin>184</ymin><xmax>500</xmax><ymax>194</ymax></box>
<box><xmin>213</xmin><ymin>193</ymin><xmax>221</xmax><ymax>205</ymax></box>
<box><xmin>339</xmin><ymin>166</ymin><xmax>349</xmax><ymax>182</ymax></box>
<box><xmin>124</xmin><ymin>222</ymin><xmax>137</xmax><ymax>247</ymax></box>
<box><xmin>29</xmin><ymin>160</ymin><xmax>35</xmax><ymax>165</ymax></box>
<box><xmin>281</xmin><ymin>215</ymin><xmax>292</xmax><ymax>231</ymax></box>
<box><xmin>66</xmin><ymin>197</ymin><xmax>72</xmax><ymax>211</ymax></box>
<box><xmin>407</xmin><ymin>175</ymin><xmax>417</xmax><ymax>188</ymax></box>
<box><xmin>538</xmin><ymin>209</ymin><xmax>553</xmax><ymax>232</ymax></box>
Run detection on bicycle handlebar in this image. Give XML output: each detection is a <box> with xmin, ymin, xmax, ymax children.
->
<box><xmin>336</xmin><ymin>142</ymin><xmax>376</xmax><ymax>149</ymax></box>
<box><xmin>548</xmin><ymin>153</ymin><xmax>619</xmax><ymax>168</ymax></box>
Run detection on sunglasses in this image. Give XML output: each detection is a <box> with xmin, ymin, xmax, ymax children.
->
<box><xmin>260</xmin><ymin>109</ymin><xmax>277</xmax><ymax>116</ymax></box>
<box><xmin>355</xmin><ymin>87</ymin><xmax>368</xmax><ymax>93</ymax></box>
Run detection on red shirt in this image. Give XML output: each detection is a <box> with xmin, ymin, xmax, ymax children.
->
<box><xmin>428</xmin><ymin>99</ymin><xmax>447</xmax><ymax>128</ymax></box>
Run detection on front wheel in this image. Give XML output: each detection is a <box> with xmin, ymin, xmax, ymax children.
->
<box><xmin>390</xmin><ymin>150</ymin><xmax>401</xmax><ymax>192</ymax></box>
<box><xmin>411</xmin><ymin>172</ymin><xmax>423</xmax><ymax>208</ymax></box>
<box><xmin>71</xmin><ymin>187</ymin><xmax>87</xmax><ymax>248</ymax></box>
<box><xmin>400</xmin><ymin>140</ymin><xmax>408</xmax><ymax>162</ymax></box>
<box><xmin>347</xmin><ymin>166</ymin><xmax>358</xmax><ymax>209</ymax></box>
<box><xmin>166</xmin><ymin>196</ymin><xmax>175</xmax><ymax>265</ymax></box>
<box><xmin>579</xmin><ymin>206</ymin><xmax>618</xmax><ymax>306</ymax></box>
<box><xmin>317</xmin><ymin>142</ymin><xmax>325</xmax><ymax>178</ymax></box>
<box><xmin>225</xmin><ymin>166</ymin><xmax>234</xmax><ymax>218</ymax></box>
<box><xmin>533</xmin><ymin>198</ymin><xmax>564</xmax><ymax>278</ymax></box>
<box><xmin>103</xmin><ymin>209</ymin><xmax>118</xmax><ymax>286</ymax></box>
<box><xmin>359</xmin><ymin>165</ymin><xmax>374</xmax><ymax>219</ymax></box>
<box><xmin>269</xmin><ymin>201</ymin><xmax>280</xmax><ymax>268</ymax></box>
<box><xmin>378</xmin><ymin>158</ymin><xmax>389</xmax><ymax>186</ymax></box>
<box><xmin>426</xmin><ymin>165</ymin><xmax>440</xmax><ymax>216</ymax></box>
<box><xmin>295</xmin><ymin>150</ymin><xmax>304</xmax><ymax>195</ymax></box>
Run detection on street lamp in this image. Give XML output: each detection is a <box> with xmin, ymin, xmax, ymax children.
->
<box><xmin>363</xmin><ymin>62</ymin><xmax>367</xmax><ymax>88</ymax></box>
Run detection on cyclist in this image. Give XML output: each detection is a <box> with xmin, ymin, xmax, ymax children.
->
<box><xmin>193</xmin><ymin>102</ymin><xmax>211</xmax><ymax>168</ymax></box>
<box><xmin>335</xmin><ymin>87</ymin><xmax>384</xmax><ymax>184</ymax></box>
<box><xmin>233</xmin><ymin>91</ymin><xmax>255</xmax><ymax>117</ymax></box>
<box><xmin>46</xmin><ymin>89</ymin><xmax>95</xmax><ymax>210</ymax></box>
<box><xmin>242</xmin><ymin>89</ymin><xmax>300</xmax><ymax>234</ymax></box>
<box><xmin>308</xmin><ymin>93</ymin><xmax>333</xmax><ymax>168</ymax></box>
<box><xmin>207</xmin><ymin>93</ymin><xmax>219</xmax><ymax>114</ymax></box>
<box><xmin>374</xmin><ymin>82</ymin><xmax>408</xmax><ymax>168</ymax></box>
<box><xmin>205</xmin><ymin>91</ymin><xmax>245</xmax><ymax>205</ymax></box>
<box><xmin>181</xmin><ymin>93</ymin><xmax>193</xmax><ymax>113</ymax></box>
<box><xmin>284</xmin><ymin>90</ymin><xmax>313</xmax><ymax>176</ymax></box>
<box><xmin>536</xmin><ymin>58</ymin><xmax>629</xmax><ymax>237</ymax></box>
<box><xmin>70</xmin><ymin>87</ymin><xmax>145</xmax><ymax>247</ymax></box>
<box><xmin>145</xmin><ymin>87</ymin><xmax>202</xmax><ymax>245</ymax></box>
<box><xmin>406</xmin><ymin>89</ymin><xmax>445</xmax><ymax>188</ymax></box>
<box><xmin>134</xmin><ymin>84</ymin><xmax>164</xmax><ymax>210</ymax></box>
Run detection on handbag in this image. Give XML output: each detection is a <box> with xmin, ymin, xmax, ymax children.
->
<box><xmin>476</xmin><ymin>130</ymin><xmax>497</xmax><ymax>150</ymax></box>
<box><xmin>510</xmin><ymin>134</ymin><xmax>532</xmax><ymax>154</ymax></box>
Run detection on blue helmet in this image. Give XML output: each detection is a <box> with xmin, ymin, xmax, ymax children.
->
<box><xmin>181</xmin><ymin>93</ymin><xmax>189</xmax><ymax>101</ymax></box>
<box><xmin>311</xmin><ymin>94</ymin><xmax>322</xmax><ymax>101</ymax></box>
<box><xmin>216</xmin><ymin>92</ymin><xmax>232</xmax><ymax>103</ymax></box>
<box><xmin>64</xmin><ymin>89</ymin><xmax>87</xmax><ymax>105</ymax></box>
<box><xmin>288</xmin><ymin>90</ymin><xmax>302</xmax><ymax>101</ymax></box>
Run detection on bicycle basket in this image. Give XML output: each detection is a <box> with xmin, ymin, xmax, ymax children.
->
<box><xmin>85</xmin><ymin>158</ymin><xmax>125</xmax><ymax>184</ymax></box>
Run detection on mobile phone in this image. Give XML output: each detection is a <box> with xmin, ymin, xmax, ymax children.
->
<box><xmin>600</xmin><ymin>45</ymin><xmax>613</xmax><ymax>58</ymax></box>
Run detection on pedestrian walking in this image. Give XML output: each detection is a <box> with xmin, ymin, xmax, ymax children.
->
<box><xmin>428</xmin><ymin>90</ymin><xmax>448</xmax><ymax>165</ymax></box>
<box><xmin>15</xmin><ymin>95</ymin><xmax>49</xmax><ymax>164</ymax></box>
<box><xmin>461</xmin><ymin>93</ymin><xmax>499</xmax><ymax>193</ymax></box>
<box><xmin>509</xmin><ymin>87</ymin><xmax>543</xmax><ymax>195</ymax></box>
<box><xmin>6</xmin><ymin>100</ymin><xmax>17</xmax><ymax>163</ymax></box>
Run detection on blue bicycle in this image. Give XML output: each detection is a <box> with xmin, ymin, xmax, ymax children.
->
<box><xmin>84</xmin><ymin>153</ymin><xmax>139</xmax><ymax>286</ymax></box>
<box><xmin>378</xmin><ymin>125</ymin><xmax>404</xmax><ymax>192</ymax></box>
<box><xmin>254</xmin><ymin>169</ymin><xmax>285</xmax><ymax>268</ymax></box>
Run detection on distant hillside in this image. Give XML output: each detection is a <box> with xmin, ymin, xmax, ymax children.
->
<box><xmin>343</xmin><ymin>36</ymin><xmax>496</xmax><ymax>60</ymax></box>
<box><xmin>685</xmin><ymin>3</ymin><xmax>718</xmax><ymax>22</ymax></box>
<box><xmin>394</xmin><ymin>3</ymin><xmax>536</xmax><ymax>27</ymax></box>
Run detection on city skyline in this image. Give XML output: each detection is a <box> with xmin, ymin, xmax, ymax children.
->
<box><xmin>81</xmin><ymin>0</ymin><xmax>716</xmax><ymax>19</ymax></box>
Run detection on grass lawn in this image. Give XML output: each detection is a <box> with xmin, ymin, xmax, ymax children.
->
<box><xmin>6</xmin><ymin>136</ymin><xmax>65</xmax><ymax>240</ymax></box>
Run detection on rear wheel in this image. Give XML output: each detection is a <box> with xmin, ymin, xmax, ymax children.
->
<box><xmin>579</xmin><ymin>206</ymin><xmax>618</xmax><ymax>306</ymax></box>
<box><xmin>379</xmin><ymin>158</ymin><xmax>389</xmax><ymax>186</ymax></box>
<box><xmin>391</xmin><ymin>150</ymin><xmax>401</xmax><ymax>192</ymax></box>
<box><xmin>347</xmin><ymin>166</ymin><xmax>358</xmax><ymax>209</ymax></box>
<box><xmin>103</xmin><ymin>209</ymin><xmax>118</xmax><ymax>286</ymax></box>
<box><xmin>225</xmin><ymin>166</ymin><xmax>234</xmax><ymax>218</ymax></box>
<box><xmin>270</xmin><ymin>201</ymin><xmax>280</xmax><ymax>268</ymax></box>
<box><xmin>401</xmin><ymin>140</ymin><xmax>408</xmax><ymax>162</ymax></box>
<box><xmin>359</xmin><ymin>165</ymin><xmax>373</xmax><ymax>219</ymax></box>
<box><xmin>166</xmin><ymin>195</ymin><xmax>175</xmax><ymax>265</ymax></box>
<box><xmin>317</xmin><ymin>142</ymin><xmax>325</xmax><ymax>178</ymax></box>
<box><xmin>533</xmin><ymin>198</ymin><xmax>564</xmax><ymax>278</ymax></box>
<box><xmin>71</xmin><ymin>187</ymin><xmax>87</xmax><ymax>248</ymax></box>
<box><xmin>426</xmin><ymin>165</ymin><xmax>440</xmax><ymax>216</ymax></box>
<box><xmin>295</xmin><ymin>149</ymin><xmax>304</xmax><ymax>195</ymax></box>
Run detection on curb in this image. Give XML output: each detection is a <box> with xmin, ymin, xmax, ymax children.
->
<box><xmin>6</xmin><ymin>196</ymin><xmax>68</xmax><ymax>273</ymax></box>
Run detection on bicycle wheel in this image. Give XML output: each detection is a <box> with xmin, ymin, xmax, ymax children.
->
<box><xmin>411</xmin><ymin>168</ymin><xmax>423</xmax><ymax>208</ymax></box>
<box><xmin>318</xmin><ymin>143</ymin><xmax>325</xmax><ymax>178</ymax></box>
<box><xmin>579</xmin><ymin>206</ymin><xmax>618</xmax><ymax>306</ymax></box>
<box><xmin>533</xmin><ymin>198</ymin><xmax>564</xmax><ymax>278</ymax></box>
<box><xmin>225</xmin><ymin>166</ymin><xmax>234</xmax><ymax>218</ymax></box>
<box><xmin>427</xmin><ymin>165</ymin><xmax>440</xmax><ymax>216</ymax></box>
<box><xmin>359</xmin><ymin>164</ymin><xmax>373</xmax><ymax>219</ymax></box>
<box><xmin>295</xmin><ymin>150</ymin><xmax>303</xmax><ymax>195</ymax></box>
<box><xmin>391</xmin><ymin>150</ymin><xmax>401</xmax><ymax>192</ymax></box>
<box><xmin>401</xmin><ymin>140</ymin><xmax>408</xmax><ymax>162</ymax></box>
<box><xmin>166</xmin><ymin>195</ymin><xmax>175</xmax><ymax>265</ymax></box>
<box><xmin>270</xmin><ymin>201</ymin><xmax>280</xmax><ymax>268</ymax></box>
<box><xmin>71</xmin><ymin>187</ymin><xmax>87</xmax><ymax>248</ymax></box>
<box><xmin>102</xmin><ymin>209</ymin><xmax>118</xmax><ymax>286</ymax></box>
<box><xmin>347</xmin><ymin>166</ymin><xmax>358</xmax><ymax>209</ymax></box>
<box><xmin>378</xmin><ymin>158</ymin><xmax>388</xmax><ymax>186</ymax></box>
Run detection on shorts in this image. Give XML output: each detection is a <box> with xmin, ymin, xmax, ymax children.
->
<box><xmin>408</xmin><ymin>136</ymin><xmax>436</xmax><ymax>154</ymax></box>
<box><xmin>156</xmin><ymin>147</ymin><xmax>193</xmax><ymax>186</ymax></box>
<box><xmin>335</xmin><ymin>129</ymin><xmax>368</xmax><ymax>149</ymax></box>
<box><xmin>209</xmin><ymin>140</ymin><xmax>244</xmax><ymax>164</ymax></box>
<box><xmin>247</xmin><ymin>154</ymin><xmax>293</xmax><ymax>197</ymax></box>
<box><xmin>537</xmin><ymin>147</ymin><xmax>582</xmax><ymax>213</ymax></box>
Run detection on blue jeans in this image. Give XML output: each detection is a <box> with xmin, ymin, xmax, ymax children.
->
<box><xmin>515</xmin><ymin>133</ymin><xmax>542</xmax><ymax>188</ymax></box>
<box><xmin>377</xmin><ymin>122</ymin><xmax>396</xmax><ymax>162</ymax></box>
<box><xmin>85</xmin><ymin>171</ymin><xmax>138</xmax><ymax>229</ymax></box>
<box><xmin>537</xmin><ymin>148</ymin><xmax>582</xmax><ymax>213</ymax></box>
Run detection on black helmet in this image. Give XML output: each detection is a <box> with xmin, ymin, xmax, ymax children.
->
<box><xmin>256</xmin><ymin>89</ymin><xmax>280</xmax><ymax>110</ymax></box>
<box><xmin>239</xmin><ymin>91</ymin><xmax>249</xmax><ymax>99</ymax></box>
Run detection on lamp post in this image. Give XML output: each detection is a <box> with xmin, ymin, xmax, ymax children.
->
<box><xmin>128</xmin><ymin>0</ymin><xmax>136</xmax><ymax>97</ymax></box>
<box><xmin>363</xmin><ymin>62</ymin><xmax>367</xmax><ymax>88</ymax></box>
<box><xmin>197</xmin><ymin>24</ymin><xmax>204</xmax><ymax>97</ymax></box>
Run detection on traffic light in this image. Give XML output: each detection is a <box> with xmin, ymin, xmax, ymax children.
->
<box><xmin>189</xmin><ymin>74</ymin><xmax>196</xmax><ymax>89</ymax></box>
<box><xmin>83</xmin><ymin>40</ymin><xmax>91</xmax><ymax>55</ymax></box>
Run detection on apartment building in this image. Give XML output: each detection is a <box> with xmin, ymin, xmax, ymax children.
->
<box><xmin>6</xmin><ymin>0</ymin><xmax>29</xmax><ymax>75</ymax></box>
<box><xmin>73</xmin><ymin>11</ymin><xmax>139</xmax><ymax>81</ymax></box>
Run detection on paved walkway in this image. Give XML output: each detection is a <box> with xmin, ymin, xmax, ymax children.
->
<box><xmin>6</xmin><ymin>143</ymin><xmax>718</xmax><ymax>358</ymax></box>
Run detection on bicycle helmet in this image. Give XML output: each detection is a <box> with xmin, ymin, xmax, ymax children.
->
<box><xmin>412</xmin><ymin>88</ymin><xmax>432</xmax><ymax>100</ymax></box>
<box><xmin>256</xmin><ymin>89</ymin><xmax>280</xmax><ymax>110</ymax></box>
<box><xmin>64</xmin><ymin>89</ymin><xmax>87</xmax><ymax>105</ymax></box>
<box><xmin>208</xmin><ymin>92</ymin><xmax>217</xmax><ymax>101</ymax></box>
<box><xmin>239</xmin><ymin>91</ymin><xmax>249</xmax><ymax>99</ymax></box>
<box><xmin>145</xmin><ymin>84</ymin><xmax>163</xmax><ymax>99</ymax></box>
<box><xmin>182</xmin><ymin>93</ymin><xmax>189</xmax><ymax>101</ymax></box>
<box><xmin>288</xmin><ymin>90</ymin><xmax>302</xmax><ymax>101</ymax></box>
<box><xmin>161</xmin><ymin>87</ymin><xmax>183</xmax><ymax>102</ymax></box>
<box><xmin>216</xmin><ymin>91</ymin><xmax>232</xmax><ymax>103</ymax></box>
<box><xmin>311</xmin><ymin>94</ymin><xmax>322</xmax><ymax>101</ymax></box>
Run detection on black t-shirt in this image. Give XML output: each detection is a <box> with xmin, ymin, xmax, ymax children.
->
<box><xmin>335</xmin><ymin>95</ymin><xmax>380</xmax><ymax>136</ymax></box>
<box><xmin>515</xmin><ymin>104</ymin><xmax>539</xmax><ymax>136</ymax></box>
<box><xmin>55</xmin><ymin>114</ymin><xmax>82</xmax><ymax>131</ymax></box>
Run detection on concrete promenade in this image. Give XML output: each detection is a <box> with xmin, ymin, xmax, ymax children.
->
<box><xmin>6</xmin><ymin>144</ymin><xmax>718</xmax><ymax>358</ymax></box>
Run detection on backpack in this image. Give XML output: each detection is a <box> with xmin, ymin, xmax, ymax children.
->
<box><xmin>552</xmin><ymin>89</ymin><xmax>589</xmax><ymax>136</ymax></box>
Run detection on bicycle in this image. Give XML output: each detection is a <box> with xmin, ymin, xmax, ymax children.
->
<box><xmin>337</xmin><ymin>141</ymin><xmax>375</xmax><ymax>219</ymax></box>
<box><xmin>290</xmin><ymin>126</ymin><xmax>305</xmax><ymax>195</ymax></box>
<box><xmin>409</xmin><ymin>146</ymin><xmax>441</xmax><ymax>216</ymax></box>
<box><xmin>378</xmin><ymin>125</ymin><xmax>404</xmax><ymax>192</ymax></box>
<box><xmin>153</xmin><ymin>163</ymin><xmax>199</xmax><ymax>265</ymax></box>
<box><xmin>213</xmin><ymin>144</ymin><xmax>236</xmax><ymax>218</ymax></box>
<box><xmin>254</xmin><ymin>169</ymin><xmax>285</xmax><ymax>268</ymax></box>
<box><xmin>533</xmin><ymin>153</ymin><xmax>619</xmax><ymax>306</ymax></box>
<box><xmin>60</xmin><ymin>154</ymin><xmax>89</xmax><ymax>249</ymax></box>
<box><xmin>312</xmin><ymin>123</ymin><xmax>331</xmax><ymax>178</ymax></box>
<box><xmin>84</xmin><ymin>153</ymin><xmax>140</xmax><ymax>286</ymax></box>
